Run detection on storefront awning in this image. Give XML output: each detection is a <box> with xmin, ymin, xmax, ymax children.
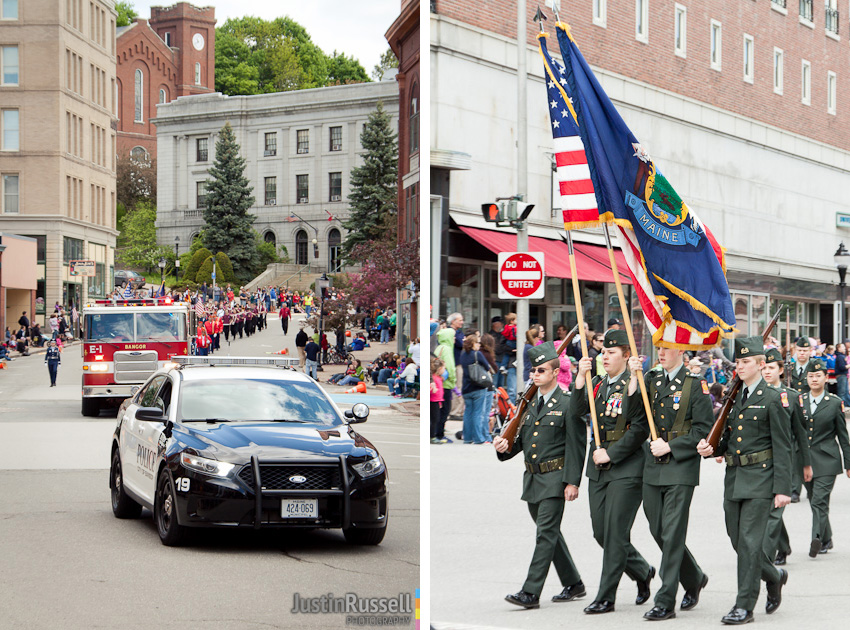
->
<box><xmin>457</xmin><ymin>226</ymin><xmax>632</xmax><ymax>285</ymax></box>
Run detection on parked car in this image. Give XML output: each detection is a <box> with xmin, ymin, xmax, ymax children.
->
<box><xmin>114</xmin><ymin>270</ymin><xmax>147</xmax><ymax>290</ymax></box>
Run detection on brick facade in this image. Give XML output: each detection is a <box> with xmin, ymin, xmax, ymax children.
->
<box><xmin>433</xmin><ymin>0</ymin><xmax>850</xmax><ymax>152</ymax></box>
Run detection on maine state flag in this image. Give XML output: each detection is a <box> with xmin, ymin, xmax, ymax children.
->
<box><xmin>554</xmin><ymin>22</ymin><xmax>735</xmax><ymax>347</ymax></box>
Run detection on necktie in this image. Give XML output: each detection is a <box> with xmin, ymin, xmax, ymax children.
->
<box><xmin>811</xmin><ymin>398</ymin><xmax>818</xmax><ymax>415</ymax></box>
<box><xmin>742</xmin><ymin>388</ymin><xmax>749</xmax><ymax>405</ymax></box>
<box><xmin>665</xmin><ymin>374</ymin><xmax>670</xmax><ymax>388</ymax></box>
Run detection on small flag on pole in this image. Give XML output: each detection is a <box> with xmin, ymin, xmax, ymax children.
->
<box><xmin>195</xmin><ymin>297</ymin><xmax>204</xmax><ymax>318</ymax></box>
<box><xmin>123</xmin><ymin>284</ymin><xmax>133</xmax><ymax>299</ymax></box>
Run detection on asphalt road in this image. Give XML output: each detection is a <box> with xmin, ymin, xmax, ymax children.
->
<box><xmin>0</xmin><ymin>319</ymin><xmax>419</xmax><ymax>630</ymax></box>
<box><xmin>431</xmin><ymin>418</ymin><xmax>850</xmax><ymax>630</ymax></box>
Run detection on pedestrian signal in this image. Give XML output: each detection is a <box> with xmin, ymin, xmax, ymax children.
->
<box><xmin>481</xmin><ymin>202</ymin><xmax>505</xmax><ymax>223</ymax></box>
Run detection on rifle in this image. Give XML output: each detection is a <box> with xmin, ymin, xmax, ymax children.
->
<box><xmin>500</xmin><ymin>323</ymin><xmax>580</xmax><ymax>448</ymax></box>
<box><xmin>783</xmin><ymin>308</ymin><xmax>792</xmax><ymax>387</ymax></box>
<box><xmin>706</xmin><ymin>306</ymin><xmax>785</xmax><ymax>450</ymax></box>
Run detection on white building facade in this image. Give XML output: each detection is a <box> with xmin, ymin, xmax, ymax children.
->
<box><xmin>154</xmin><ymin>81</ymin><xmax>399</xmax><ymax>274</ymax></box>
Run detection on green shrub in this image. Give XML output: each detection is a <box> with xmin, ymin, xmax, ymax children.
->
<box><xmin>184</xmin><ymin>247</ymin><xmax>212</xmax><ymax>282</ymax></box>
<box><xmin>195</xmin><ymin>256</ymin><xmax>215</xmax><ymax>285</ymax></box>
<box><xmin>215</xmin><ymin>251</ymin><xmax>236</xmax><ymax>283</ymax></box>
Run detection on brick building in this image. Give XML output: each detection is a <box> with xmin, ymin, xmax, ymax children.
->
<box><xmin>116</xmin><ymin>2</ymin><xmax>215</xmax><ymax>161</ymax></box>
<box><xmin>431</xmin><ymin>0</ymin><xmax>850</xmax><ymax>349</ymax></box>
<box><xmin>387</xmin><ymin>0</ymin><xmax>420</xmax><ymax>348</ymax></box>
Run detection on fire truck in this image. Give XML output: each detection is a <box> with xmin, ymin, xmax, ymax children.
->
<box><xmin>81</xmin><ymin>298</ymin><xmax>190</xmax><ymax>416</ymax></box>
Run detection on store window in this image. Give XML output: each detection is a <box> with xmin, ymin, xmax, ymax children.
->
<box><xmin>446</xmin><ymin>263</ymin><xmax>481</xmax><ymax>330</ymax></box>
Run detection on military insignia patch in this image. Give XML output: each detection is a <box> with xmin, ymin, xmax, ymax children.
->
<box><xmin>799</xmin><ymin>395</ymin><xmax>804</xmax><ymax>408</ymax></box>
<box><xmin>780</xmin><ymin>392</ymin><xmax>789</xmax><ymax>408</ymax></box>
<box><xmin>701</xmin><ymin>381</ymin><xmax>710</xmax><ymax>395</ymax></box>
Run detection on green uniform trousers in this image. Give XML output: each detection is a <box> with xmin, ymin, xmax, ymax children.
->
<box><xmin>805</xmin><ymin>476</ymin><xmax>836</xmax><ymax>542</ymax></box>
<box><xmin>763</xmin><ymin>505</ymin><xmax>791</xmax><ymax>559</ymax></box>
<box><xmin>589</xmin><ymin>476</ymin><xmax>651</xmax><ymax>603</ymax></box>
<box><xmin>642</xmin><ymin>484</ymin><xmax>706</xmax><ymax>610</ymax></box>
<box><xmin>522</xmin><ymin>497</ymin><xmax>581</xmax><ymax>596</ymax></box>
<box><xmin>791</xmin><ymin>445</ymin><xmax>803</xmax><ymax>495</ymax></box>
<box><xmin>724</xmin><ymin>497</ymin><xmax>782</xmax><ymax>610</ymax></box>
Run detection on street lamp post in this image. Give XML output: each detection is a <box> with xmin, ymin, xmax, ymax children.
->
<box><xmin>317</xmin><ymin>273</ymin><xmax>332</xmax><ymax>364</ymax></box>
<box><xmin>835</xmin><ymin>242</ymin><xmax>850</xmax><ymax>343</ymax></box>
<box><xmin>158</xmin><ymin>257</ymin><xmax>166</xmax><ymax>290</ymax></box>
<box><xmin>174</xmin><ymin>236</ymin><xmax>180</xmax><ymax>284</ymax></box>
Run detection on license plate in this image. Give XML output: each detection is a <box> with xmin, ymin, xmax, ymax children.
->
<box><xmin>281</xmin><ymin>498</ymin><xmax>318</xmax><ymax>519</ymax></box>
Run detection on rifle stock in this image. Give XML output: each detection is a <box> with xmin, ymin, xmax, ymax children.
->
<box><xmin>706</xmin><ymin>306</ymin><xmax>785</xmax><ymax>450</ymax></box>
<box><xmin>500</xmin><ymin>324</ymin><xmax>579</xmax><ymax>448</ymax></box>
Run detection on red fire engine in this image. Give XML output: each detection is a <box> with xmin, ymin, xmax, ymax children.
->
<box><xmin>81</xmin><ymin>298</ymin><xmax>189</xmax><ymax>416</ymax></box>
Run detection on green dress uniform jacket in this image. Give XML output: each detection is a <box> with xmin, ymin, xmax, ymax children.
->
<box><xmin>789</xmin><ymin>363</ymin><xmax>811</xmax><ymax>394</ymax></box>
<box><xmin>642</xmin><ymin>367</ymin><xmax>714</xmax><ymax>487</ymax></box>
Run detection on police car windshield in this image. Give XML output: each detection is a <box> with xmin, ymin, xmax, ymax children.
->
<box><xmin>178</xmin><ymin>379</ymin><xmax>340</xmax><ymax>425</ymax></box>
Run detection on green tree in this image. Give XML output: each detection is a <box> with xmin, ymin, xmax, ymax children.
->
<box><xmin>195</xmin><ymin>256</ymin><xmax>215</xmax><ymax>285</ymax></box>
<box><xmin>372</xmin><ymin>47</ymin><xmax>399</xmax><ymax>81</ymax></box>
<box><xmin>215</xmin><ymin>32</ymin><xmax>261</xmax><ymax>96</ymax></box>
<box><xmin>341</xmin><ymin>102</ymin><xmax>398</xmax><ymax>260</ymax></box>
<box><xmin>116</xmin><ymin>154</ymin><xmax>156</xmax><ymax>211</ymax></box>
<box><xmin>116</xmin><ymin>201</ymin><xmax>170</xmax><ymax>272</ymax></box>
<box><xmin>184</xmin><ymin>247</ymin><xmax>212</xmax><ymax>284</ymax></box>
<box><xmin>202</xmin><ymin>123</ymin><xmax>256</xmax><ymax>281</ymax></box>
<box><xmin>327</xmin><ymin>51</ymin><xmax>370</xmax><ymax>85</ymax></box>
<box><xmin>115</xmin><ymin>1</ymin><xmax>137</xmax><ymax>28</ymax></box>
<box><xmin>253</xmin><ymin>230</ymin><xmax>281</xmax><ymax>275</ymax></box>
<box><xmin>215</xmin><ymin>251</ymin><xmax>236</xmax><ymax>283</ymax></box>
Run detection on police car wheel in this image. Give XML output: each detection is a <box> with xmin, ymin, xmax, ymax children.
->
<box><xmin>110</xmin><ymin>450</ymin><xmax>142</xmax><ymax>519</ymax></box>
<box><xmin>155</xmin><ymin>469</ymin><xmax>188</xmax><ymax>546</ymax></box>
<box><xmin>342</xmin><ymin>523</ymin><xmax>387</xmax><ymax>546</ymax></box>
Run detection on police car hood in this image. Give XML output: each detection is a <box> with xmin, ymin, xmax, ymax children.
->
<box><xmin>175</xmin><ymin>422</ymin><xmax>377</xmax><ymax>462</ymax></box>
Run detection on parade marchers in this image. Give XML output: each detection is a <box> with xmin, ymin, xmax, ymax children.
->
<box><xmin>491</xmin><ymin>332</ymin><xmax>850</xmax><ymax>625</ymax></box>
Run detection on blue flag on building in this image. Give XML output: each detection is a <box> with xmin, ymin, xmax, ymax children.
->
<box><xmin>555</xmin><ymin>22</ymin><xmax>736</xmax><ymax>344</ymax></box>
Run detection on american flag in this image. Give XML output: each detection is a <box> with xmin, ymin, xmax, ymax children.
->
<box><xmin>540</xmin><ymin>31</ymin><xmax>723</xmax><ymax>349</ymax></box>
<box><xmin>195</xmin><ymin>294</ymin><xmax>204</xmax><ymax>318</ymax></box>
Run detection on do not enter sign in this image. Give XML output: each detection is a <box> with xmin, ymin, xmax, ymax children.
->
<box><xmin>498</xmin><ymin>252</ymin><xmax>545</xmax><ymax>299</ymax></box>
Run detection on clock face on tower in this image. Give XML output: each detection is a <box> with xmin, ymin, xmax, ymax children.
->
<box><xmin>192</xmin><ymin>33</ymin><xmax>204</xmax><ymax>51</ymax></box>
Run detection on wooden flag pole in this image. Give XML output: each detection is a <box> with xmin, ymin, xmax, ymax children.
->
<box><xmin>565</xmin><ymin>231</ymin><xmax>602</xmax><ymax>450</ymax></box>
<box><xmin>602</xmin><ymin>224</ymin><xmax>659</xmax><ymax>442</ymax></box>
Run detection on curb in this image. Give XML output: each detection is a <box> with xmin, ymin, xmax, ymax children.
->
<box><xmin>390</xmin><ymin>401</ymin><xmax>420</xmax><ymax>415</ymax></box>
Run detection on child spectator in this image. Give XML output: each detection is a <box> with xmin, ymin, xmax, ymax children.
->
<box><xmin>430</xmin><ymin>357</ymin><xmax>445</xmax><ymax>444</ymax></box>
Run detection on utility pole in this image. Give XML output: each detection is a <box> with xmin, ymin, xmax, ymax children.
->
<box><xmin>516</xmin><ymin>0</ymin><xmax>529</xmax><ymax>385</ymax></box>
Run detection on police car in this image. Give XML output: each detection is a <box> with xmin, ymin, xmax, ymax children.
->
<box><xmin>109</xmin><ymin>356</ymin><xmax>388</xmax><ymax>546</ymax></box>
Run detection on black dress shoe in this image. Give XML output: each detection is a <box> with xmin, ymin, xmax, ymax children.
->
<box><xmin>721</xmin><ymin>607</ymin><xmax>753</xmax><ymax>625</ymax></box>
<box><xmin>680</xmin><ymin>573</ymin><xmax>709</xmax><ymax>611</ymax></box>
<box><xmin>552</xmin><ymin>581</ymin><xmax>586</xmax><ymax>602</ymax></box>
<box><xmin>505</xmin><ymin>591</ymin><xmax>539</xmax><ymax>609</ymax></box>
<box><xmin>765</xmin><ymin>568</ymin><xmax>788</xmax><ymax>614</ymax></box>
<box><xmin>790</xmin><ymin>491</ymin><xmax>800</xmax><ymax>503</ymax></box>
<box><xmin>820</xmin><ymin>539</ymin><xmax>833</xmax><ymax>553</ymax></box>
<box><xmin>810</xmin><ymin>538</ymin><xmax>823</xmax><ymax>557</ymax></box>
<box><xmin>644</xmin><ymin>606</ymin><xmax>676</xmax><ymax>620</ymax></box>
<box><xmin>774</xmin><ymin>551</ymin><xmax>787</xmax><ymax>565</ymax></box>
<box><xmin>636</xmin><ymin>566</ymin><xmax>656</xmax><ymax>605</ymax></box>
<box><xmin>583</xmin><ymin>600</ymin><xmax>615</xmax><ymax>614</ymax></box>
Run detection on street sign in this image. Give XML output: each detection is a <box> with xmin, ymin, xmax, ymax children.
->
<box><xmin>69</xmin><ymin>260</ymin><xmax>96</xmax><ymax>277</ymax></box>
<box><xmin>498</xmin><ymin>252</ymin><xmax>545</xmax><ymax>300</ymax></box>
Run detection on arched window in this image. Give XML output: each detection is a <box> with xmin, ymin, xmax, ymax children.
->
<box><xmin>264</xmin><ymin>230</ymin><xmax>276</xmax><ymax>246</ymax></box>
<box><xmin>159</xmin><ymin>88</ymin><xmax>167</xmax><ymax>104</ymax></box>
<box><xmin>195</xmin><ymin>62</ymin><xmax>201</xmax><ymax>85</ymax></box>
<box><xmin>409</xmin><ymin>81</ymin><xmax>419</xmax><ymax>154</ymax></box>
<box><xmin>328</xmin><ymin>229</ymin><xmax>341</xmax><ymax>273</ymax></box>
<box><xmin>134</xmin><ymin>69</ymin><xmax>143</xmax><ymax>122</ymax></box>
<box><xmin>295</xmin><ymin>230</ymin><xmax>308</xmax><ymax>265</ymax></box>
<box><xmin>130</xmin><ymin>146</ymin><xmax>148</xmax><ymax>163</ymax></box>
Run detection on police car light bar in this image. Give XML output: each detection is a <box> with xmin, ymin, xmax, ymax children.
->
<box><xmin>172</xmin><ymin>356</ymin><xmax>302</xmax><ymax>368</ymax></box>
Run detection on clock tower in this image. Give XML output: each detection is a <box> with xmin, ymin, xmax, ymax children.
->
<box><xmin>149</xmin><ymin>2</ymin><xmax>216</xmax><ymax>97</ymax></box>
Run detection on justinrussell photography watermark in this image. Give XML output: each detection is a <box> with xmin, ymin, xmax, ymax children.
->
<box><xmin>291</xmin><ymin>592</ymin><xmax>415</xmax><ymax>626</ymax></box>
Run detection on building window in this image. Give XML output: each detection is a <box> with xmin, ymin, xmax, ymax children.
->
<box><xmin>328</xmin><ymin>228</ymin><xmax>341</xmax><ymax>273</ymax></box>
<box><xmin>159</xmin><ymin>88</ymin><xmax>166</xmax><ymax>104</ymax></box>
<box><xmin>195</xmin><ymin>62</ymin><xmax>201</xmax><ymax>85</ymax></box>
<box><xmin>801</xmin><ymin>59</ymin><xmax>811</xmax><ymax>105</ymax></box>
<box><xmin>828</xmin><ymin>71</ymin><xmax>837</xmax><ymax>115</ymax></box>
<box><xmin>196</xmin><ymin>181</ymin><xmax>208</xmax><ymax>208</ymax></box>
<box><xmin>63</xmin><ymin>236</ymin><xmax>84</xmax><ymax>263</ymax></box>
<box><xmin>330</xmin><ymin>126</ymin><xmax>342</xmax><ymax>151</ymax></box>
<box><xmin>196</xmin><ymin>137</ymin><xmax>208</xmax><ymax>162</ymax></box>
<box><xmin>297</xmin><ymin>129</ymin><xmax>309</xmax><ymax>154</ymax></box>
<box><xmin>743</xmin><ymin>34</ymin><xmax>754</xmax><ymax>84</ymax></box>
<box><xmin>1</xmin><ymin>46</ymin><xmax>18</xmax><ymax>85</ymax></box>
<box><xmin>2</xmin><ymin>173</ymin><xmax>18</xmax><ymax>213</ymax></box>
<box><xmin>134</xmin><ymin>68</ymin><xmax>143</xmax><ymax>122</ymax></box>
<box><xmin>799</xmin><ymin>0</ymin><xmax>813</xmax><ymax>23</ymax></box>
<box><xmin>710</xmin><ymin>20</ymin><xmax>722</xmax><ymax>71</ymax></box>
<box><xmin>593</xmin><ymin>0</ymin><xmax>607</xmax><ymax>27</ymax></box>
<box><xmin>1</xmin><ymin>109</ymin><xmax>19</xmax><ymax>150</ymax></box>
<box><xmin>296</xmin><ymin>174</ymin><xmax>308</xmax><ymax>203</ymax></box>
<box><xmin>1</xmin><ymin>0</ymin><xmax>17</xmax><ymax>19</ymax></box>
<box><xmin>771</xmin><ymin>0</ymin><xmax>787</xmax><ymax>12</ymax></box>
<box><xmin>264</xmin><ymin>132</ymin><xmax>277</xmax><ymax>156</ymax></box>
<box><xmin>130</xmin><ymin>146</ymin><xmax>148</xmax><ymax>162</ymax></box>
<box><xmin>295</xmin><ymin>229</ymin><xmax>308</xmax><ymax>265</ymax></box>
<box><xmin>674</xmin><ymin>4</ymin><xmax>686</xmax><ymax>58</ymax></box>
<box><xmin>636</xmin><ymin>0</ymin><xmax>649</xmax><ymax>43</ymax></box>
<box><xmin>329</xmin><ymin>172</ymin><xmax>341</xmax><ymax>201</ymax></box>
<box><xmin>773</xmin><ymin>48</ymin><xmax>784</xmax><ymax>95</ymax></box>
<box><xmin>164</xmin><ymin>32</ymin><xmax>172</xmax><ymax>47</ymax></box>
<box><xmin>264</xmin><ymin>177</ymin><xmax>276</xmax><ymax>205</ymax></box>
<box><xmin>264</xmin><ymin>230</ymin><xmax>276</xmax><ymax>246</ymax></box>
<box><xmin>826</xmin><ymin>0</ymin><xmax>839</xmax><ymax>35</ymax></box>
<box><xmin>409</xmin><ymin>82</ymin><xmax>419</xmax><ymax>154</ymax></box>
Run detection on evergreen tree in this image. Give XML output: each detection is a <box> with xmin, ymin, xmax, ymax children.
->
<box><xmin>341</xmin><ymin>102</ymin><xmax>398</xmax><ymax>261</ymax></box>
<box><xmin>202</xmin><ymin>123</ymin><xmax>257</xmax><ymax>280</ymax></box>
<box><xmin>184</xmin><ymin>247</ymin><xmax>212</xmax><ymax>283</ymax></box>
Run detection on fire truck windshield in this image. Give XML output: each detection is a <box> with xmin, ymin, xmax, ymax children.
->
<box><xmin>85</xmin><ymin>312</ymin><xmax>186</xmax><ymax>342</ymax></box>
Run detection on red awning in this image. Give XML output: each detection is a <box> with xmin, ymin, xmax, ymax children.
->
<box><xmin>457</xmin><ymin>226</ymin><xmax>632</xmax><ymax>285</ymax></box>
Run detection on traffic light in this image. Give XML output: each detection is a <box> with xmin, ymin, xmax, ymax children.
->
<box><xmin>481</xmin><ymin>202</ymin><xmax>505</xmax><ymax>223</ymax></box>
